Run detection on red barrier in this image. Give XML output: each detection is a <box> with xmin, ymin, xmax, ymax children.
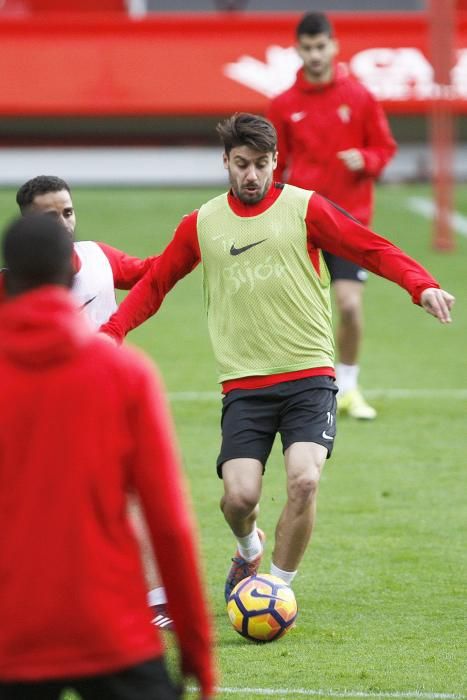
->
<box><xmin>0</xmin><ymin>12</ymin><xmax>466</xmax><ymax>116</ymax></box>
<box><xmin>0</xmin><ymin>0</ymin><xmax>125</xmax><ymax>13</ymax></box>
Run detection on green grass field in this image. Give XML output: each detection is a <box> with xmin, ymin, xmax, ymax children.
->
<box><xmin>0</xmin><ymin>184</ymin><xmax>465</xmax><ymax>700</ymax></box>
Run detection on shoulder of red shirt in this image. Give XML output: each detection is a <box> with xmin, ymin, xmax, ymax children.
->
<box><xmin>226</xmin><ymin>181</ymin><xmax>323</xmax><ymax>221</ymax></box>
<box><xmin>177</xmin><ymin>183</ymin><xmax>313</xmax><ymax>236</ymax></box>
<box><xmin>226</xmin><ymin>182</ymin><xmax>284</xmax><ymax>216</ymax></box>
<box><xmin>72</xmin><ymin>241</ymin><xmax>122</xmax><ymax>273</ymax></box>
<box><xmin>172</xmin><ymin>185</ymin><xmax>286</xmax><ymax>239</ymax></box>
<box><xmin>289</xmin><ymin>62</ymin><xmax>368</xmax><ymax>97</ymax></box>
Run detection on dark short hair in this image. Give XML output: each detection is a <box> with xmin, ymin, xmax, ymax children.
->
<box><xmin>16</xmin><ymin>175</ymin><xmax>71</xmax><ymax>213</ymax></box>
<box><xmin>2</xmin><ymin>214</ymin><xmax>73</xmax><ymax>287</ymax></box>
<box><xmin>296</xmin><ymin>12</ymin><xmax>334</xmax><ymax>39</ymax></box>
<box><xmin>216</xmin><ymin>113</ymin><xmax>277</xmax><ymax>155</ymax></box>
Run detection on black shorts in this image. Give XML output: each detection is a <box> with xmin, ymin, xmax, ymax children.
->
<box><xmin>0</xmin><ymin>658</ymin><xmax>181</xmax><ymax>700</ymax></box>
<box><xmin>217</xmin><ymin>375</ymin><xmax>338</xmax><ymax>477</ymax></box>
<box><xmin>322</xmin><ymin>251</ymin><xmax>368</xmax><ymax>283</ymax></box>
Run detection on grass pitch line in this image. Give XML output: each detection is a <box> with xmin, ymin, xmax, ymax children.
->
<box><xmin>364</xmin><ymin>389</ymin><xmax>467</xmax><ymax>399</ymax></box>
<box><xmin>215</xmin><ymin>689</ymin><xmax>464</xmax><ymax>699</ymax></box>
<box><xmin>189</xmin><ymin>688</ymin><xmax>465</xmax><ymax>699</ymax></box>
<box><xmin>406</xmin><ymin>196</ymin><xmax>467</xmax><ymax>238</ymax></box>
<box><xmin>168</xmin><ymin>389</ymin><xmax>467</xmax><ymax>402</ymax></box>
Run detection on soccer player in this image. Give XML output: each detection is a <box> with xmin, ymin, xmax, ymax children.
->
<box><xmin>0</xmin><ymin>214</ymin><xmax>215</xmax><ymax>700</ymax></box>
<box><xmin>100</xmin><ymin>113</ymin><xmax>454</xmax><ymax>602</ymax></box>
<box><xmin>267</xmin><ymin>12</ymin><xmax>397</xmax><ymax>419</ymax></box>
<box><xmin>10</xmin><ymin>175</ymin><xmax>159</xmax><ymax>329</ymax></box>
<box><xmin>0</xmin><ymin>175</ymin><xmax>173</xmax><ymax>630</ymax></box>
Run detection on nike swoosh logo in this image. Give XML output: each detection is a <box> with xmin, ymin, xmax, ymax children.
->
<box><xmin>230</xmin><ymin>239</ymin><xmax>267</xmax><ymax>256</ymax></box>
<box><xmin>322</xmin><ymin>430</ymin><xmax>334</xmax><ymax>441</ymax></box>
<box><xmin>80</xmin><ymin>295</ymin><xmax>97</xmax><ymax>309</ymax></box>
<box><xmin>250</xmin><ymin>588</ymin><xmax>287</xmax><ymax>602</ymax></box>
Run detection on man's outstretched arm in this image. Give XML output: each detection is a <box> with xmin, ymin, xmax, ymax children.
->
<box><xmin>306</xmin><ymin>194</ymin><xmax>455</xmax><ymax>323</ymax></box>
<box><xmin>97</xmin><ymin>242</ymin><xmax>160</xmax><ymax>290</ymax></box>
<box><xmin>100</xmin><ymin>211</ymin><xmax>201</xmax><ymax>343</ymax></box>
<box><xmin>127</xmin><ymin>357</ymin><xmax>216</xmax><ymax>698</ymax></box>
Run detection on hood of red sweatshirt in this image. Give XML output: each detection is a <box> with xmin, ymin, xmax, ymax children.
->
<box><xmin>0</xmin><ymin>286</ymin><xmax>92</xmax><ymax>369</ymax></box>
<box><xmin>294</xmin><ymin>61</ymin><xmax>349</xmax><ymax>94</ymax></box>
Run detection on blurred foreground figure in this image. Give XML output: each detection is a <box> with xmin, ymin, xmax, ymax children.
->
<box><xmin>0</xmin><ymin>215</ymin><xmax>215</xmax><ymax>699</ymax></box>
<box><xmin>268</xmin><ymin>12</ymin><xmax>397</xmax><ymax>419</ymax></box>
<box><xmin>9</xmin><ymin>175</ymin><xmax>171</xmax><ymax>629</ymax></box>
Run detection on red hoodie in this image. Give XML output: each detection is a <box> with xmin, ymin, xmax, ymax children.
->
<box><xmin>0</xmin><ymin>287</ymin><xmax>214</xmax><ymax>695</ymax></box>
<box><xmin>267</xmin><ymin>65</ymin><xmax>397</xmax><ymax>225</ymax></box>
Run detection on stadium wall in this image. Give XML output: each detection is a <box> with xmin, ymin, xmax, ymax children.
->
<box><xmin>0</xmin><ymin>12</ymin><xmax>466</xmax><ymax>119</ymax></box>
<box><xmin>1</xmin><ymin>10</ymin><xmax>465</xmax><ymax>185</ymax></box>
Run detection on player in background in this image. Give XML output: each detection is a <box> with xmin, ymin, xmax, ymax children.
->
<box><xmin>0</xmin><ymin>175</ymin><xmax>172</xmax><ymax>630</ymax></box>
<box><xmin>0</xmin><ymin>214</ymin><xmax>215</xmax><ymax>700</ymax></box>
<box><xmin>99</xmin><ymin>113</ymin><xmax>454</xmax><ymax>605</ymax></box>
<box><xmin>267</xmin><ymin>12</ymin><xmax>397</xmax><ymax>420</ymax></box>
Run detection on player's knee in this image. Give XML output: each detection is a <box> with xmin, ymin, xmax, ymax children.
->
<box><xmin>288</xmin><ymin>468</ymin><xmax>320</xmax><ymax>508</ymax></box>
<box><xmin>223</xmin><ymin>489</ymin><xmax>259</xmax><ymax>518</ymax></box>
<box><xmin>339</xmin><ymin>297</ymin><xmax>361</xmax><ymax>323</ymax></box>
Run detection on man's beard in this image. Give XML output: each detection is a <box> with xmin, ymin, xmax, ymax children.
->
<box><xmin>231</xmin><ymin>176</ymin><xmax>271</xmax><ymax>205</ymax></box>
<box><xmin>305</xmin><ymin>60</ymin><xmax>329</xmax><ymax>80</ymax></box>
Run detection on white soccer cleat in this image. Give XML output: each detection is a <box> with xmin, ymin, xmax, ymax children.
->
<box><xmin>337</xmin><ymin>388</ymin><xmax>377</xmax><ymax>420</ymax></box>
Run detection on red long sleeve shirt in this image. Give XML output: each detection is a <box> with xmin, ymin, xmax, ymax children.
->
<box><xmin>0</xmin><ymin>287</ymin><xmax>214</xmax><ymax>694</ymax></box>
<box><xmin>267</xmin><ymin>65</ymin><xmax>397</xmax><ymax>225</ymax></box>
<box><xmin>100</xmin><ymin>184</ymin><xmax>439</xmax><ymax>392</ymax></box>
<box><xmin>82</xmin><ymin>242</ymin><xmax>157</xmax><ymax>289</ymax></box>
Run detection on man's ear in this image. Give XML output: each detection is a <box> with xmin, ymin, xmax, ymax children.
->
<box><xmin>223</xmin><ymin>152</ymin><xmax>229</xmax><ymax>170</ymax></box>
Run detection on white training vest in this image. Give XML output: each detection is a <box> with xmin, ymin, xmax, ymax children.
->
<box><xmin>71</xmin><ymin>241</ymin><xmax>118</xmax><ymax>329</ymax></box>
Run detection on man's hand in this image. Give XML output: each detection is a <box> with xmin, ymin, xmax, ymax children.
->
<box><xmin>337</xmin><ymin>148</ymin><xmax>365</xmax><ymax>172</ymax></box>
<box><xmin>420</xmin><ymin>288</ymin><xmax>455</xmax><ymax>323</ymax></box>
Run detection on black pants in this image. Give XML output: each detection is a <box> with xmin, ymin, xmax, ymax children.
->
<box><xmin>0</xmin><ymin>658</ymin><xmax>181</xmax><ymax>700</ymax></box>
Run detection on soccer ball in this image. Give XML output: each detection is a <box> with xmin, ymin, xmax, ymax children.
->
<box><xmin>226</xmin><ymin>573</ymin><xmax>297</xmax><ymax>642</ymax></box>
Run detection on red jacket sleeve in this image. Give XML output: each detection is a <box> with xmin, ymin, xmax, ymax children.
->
<box><xmin>306</xmin><ymin>194</ymin><xmax>440</xmax><ymax>305</ymax></box>
<box><xmin>359</xmin><ymin>91</ymin><xmax>397</xmax><ymax>178</ymax></box>
<box><xmin>97</xmin><ymin>242</ymin><xmax>159</xmax><ymax>290</ymax></box>
<box><xmin>126</xmin><ymin>355</ymin><xmax>215</xmax><ymax>696</ymax></box>
<box><xmin>100</xmin><ymin>212</ymin><xmax>201</xmax><ymax>343</ymax></box>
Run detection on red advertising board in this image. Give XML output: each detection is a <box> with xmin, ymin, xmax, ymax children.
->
<box><xmin>0</xmin><ymin>12</ymin><xmax>466</xmax><ymax>116</ymax></box>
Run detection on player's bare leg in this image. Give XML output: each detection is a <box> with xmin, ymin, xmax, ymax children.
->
<box><xmin>221</xmin><ymin>458</ymin><xmax>263</xmax><ymax>536</ymax></box>
<box><xmin>333</xmin><ymin>279</ymin><xmax>376</xmax><ymax>419</ymax></box>
<box><xmin>272</xmin><ymin>442</ymin><xmax>327</xmax><ymax>578</ymax></box>
<box><xmin>128</xmin><ymin>496</ymin><xmax>174</xmax><ymax>630</ymax></box>
<box><xmin>334</xmin><ymin>279</ymin><xmax>362</xmax><ymax>364</ymax></box>
<box><xmin>221</xmin><ymin>458</ymin><xmax>264</xmax><ymax>599</ymax></box>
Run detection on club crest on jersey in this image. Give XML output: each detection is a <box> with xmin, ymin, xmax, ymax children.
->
<box><xmin>290</xmin><ymin>111</ymin><xmax>307</xmax><ymax>123</ymax></box>
<box><xmin>337</xmin><ymin>104</ymin><xmax>351</xmax><ymax>123</ymax></box>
